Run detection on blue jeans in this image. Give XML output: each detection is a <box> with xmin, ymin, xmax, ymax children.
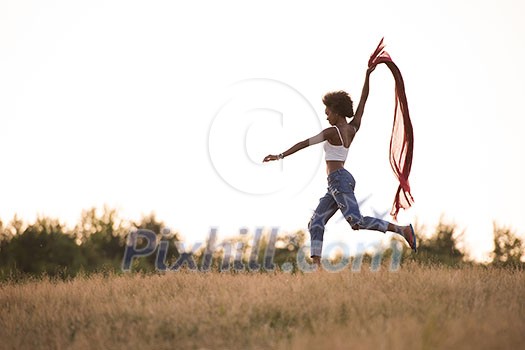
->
<box><xmin>308</xmin><ymin>168</ymin><xmax>390</xmax><ymax>257</ymax></box>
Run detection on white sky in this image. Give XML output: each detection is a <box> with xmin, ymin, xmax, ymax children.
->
<box><xmin>1</xmin><ymin>0</ymin><xmax>524</xmax><ymax>261</ymax></box>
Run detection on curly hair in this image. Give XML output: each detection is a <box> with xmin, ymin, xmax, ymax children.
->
<box><xmin>322</xmin><ymin>91</ymin><xmax>354</xmax><ymax>118</ymax></box>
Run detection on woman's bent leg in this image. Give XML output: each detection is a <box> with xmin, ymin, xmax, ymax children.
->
<box><xmin>334</xmin><ymin>190</ymin><xmax>390</xmax><ymax>233</ymax></box>
<box><xmin>328</xmin><ymin>169</ymin><xmax>391</xmax><ymax>233</ymax></box>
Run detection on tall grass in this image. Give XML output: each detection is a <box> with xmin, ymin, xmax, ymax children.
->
<box><xmin>1</xmin><ymin>263</ymin><xmax>524</xmax><ymax>349</ymax></box>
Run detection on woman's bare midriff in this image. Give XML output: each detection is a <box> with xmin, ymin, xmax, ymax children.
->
<box><xmin>326</xmin><ymin>161</ymin><xmax>345</xmax><ymax>175</ymax></box>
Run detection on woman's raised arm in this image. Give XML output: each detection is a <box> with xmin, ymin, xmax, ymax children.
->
<box><xmin>350</xmin><ymin>66</ymin><xmax>375</xmax><ymax>132</ymax></box>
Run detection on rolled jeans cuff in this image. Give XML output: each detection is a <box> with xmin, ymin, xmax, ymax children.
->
<box><xmin>310</xmin><ymin>240</ymin><xmax>323</xmax><ymax>257</ymax></box>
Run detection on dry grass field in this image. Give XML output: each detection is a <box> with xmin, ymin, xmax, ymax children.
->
<box><xmin>1</xmin><ymin>263</ymin><xmax>524</xmax><ymax>350</ymax></box>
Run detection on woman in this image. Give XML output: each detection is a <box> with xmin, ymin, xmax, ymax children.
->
<box><xmin>263</xmin><ymin>66</ymin><xmax>416</xmax><ymax>267</ymax></box>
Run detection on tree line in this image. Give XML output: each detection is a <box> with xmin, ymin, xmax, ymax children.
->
<box><xmin>0</xmin><ymin>207</ymin><xmax>523</xmax><ymax>280</ymax></box>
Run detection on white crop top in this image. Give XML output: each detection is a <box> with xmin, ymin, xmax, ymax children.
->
<box><xmin>324</xmin><ymin>126</ymin><xmax>349</xmax><ymax>161</ymax></box>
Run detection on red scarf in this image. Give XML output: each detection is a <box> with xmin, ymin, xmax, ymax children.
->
<box><xmin>368</xmin><ymin>38</ymin><xmax>414</xmax><ymax>220</ymax></box>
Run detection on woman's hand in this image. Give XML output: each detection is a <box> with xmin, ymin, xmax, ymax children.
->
<box><xmin>367</xmin><ymin>65</ymin><xmax>376</xmax><ymax>75</ymax></box>
<box><xmin>263</xmin><ymin>154</ymin><xmax>279</xmax><ymax>162</ymax></box>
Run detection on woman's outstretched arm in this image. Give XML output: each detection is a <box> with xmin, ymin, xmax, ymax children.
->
<box><xmin>262</xmin><ymin>128</ymin><xmax>333</xmax><ymax>162</ymax></box>
<box><xmin>350</xmin><ymin>66</ymin><xmax>375</xmax><ymax>132</ymax></box>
